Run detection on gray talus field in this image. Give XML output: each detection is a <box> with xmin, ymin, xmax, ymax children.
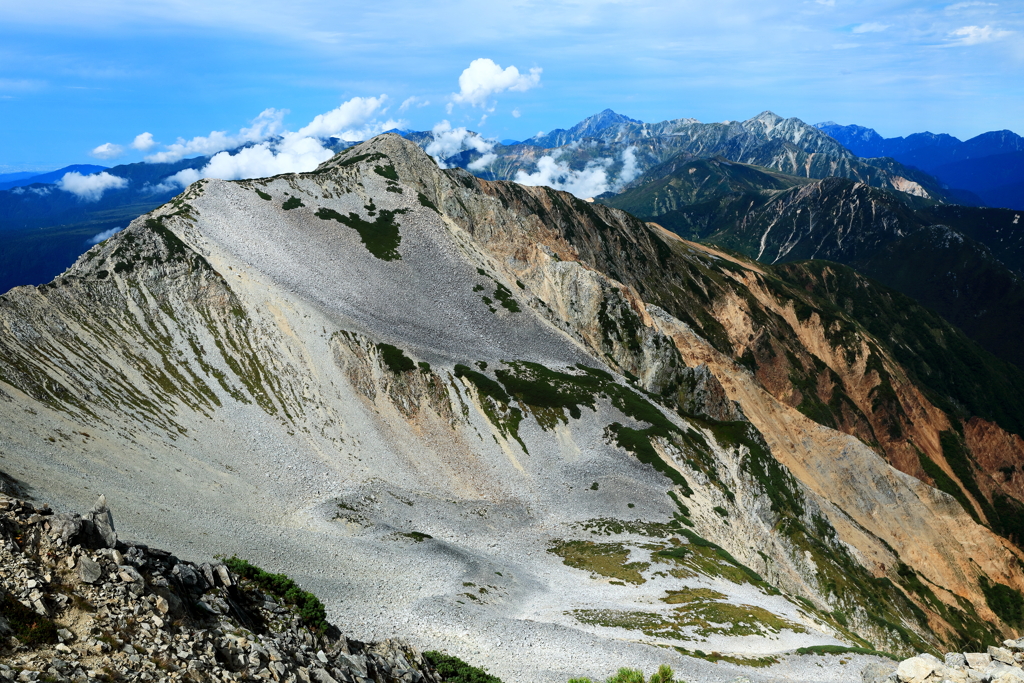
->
<box><xmin>0</xmin><ymin>135</ymin><xmax>1014</xmax><ymax>682</ymax></box>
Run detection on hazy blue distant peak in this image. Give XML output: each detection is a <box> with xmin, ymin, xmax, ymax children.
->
<box><xmin>816</xmin><ymin>122</ymin><xmax>885</xmax><ymax>144</ymax></box>
<box><xmin>0</xmin><ymin>171</ymin><xmax>41</xmax><ymax>183</ymax></box>
<box><xmin>0</xmin><ymin>164</ymin><xmax>109</xmax><ymax>191</ymax></box>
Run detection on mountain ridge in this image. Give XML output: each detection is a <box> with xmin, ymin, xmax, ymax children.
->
<box><xmin>3</xmin><ymin>135</ymin><xmax>1024</xmax><ymax>681</ymax></box>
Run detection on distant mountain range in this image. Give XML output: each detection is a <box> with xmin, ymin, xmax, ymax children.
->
<box><xmin>0</xmin><ymin>164</ymin><xmax>108</xmax><ymax>191</ymax></box>
<box><xmin>817</xmin><ymin>122</ymin><xmax>1024</xmax><ymax>210</ymax></box>
<box><xmin>462</xmin><ymin>110</ymin><xmax>952</xmax><ymax>202</ymax></box>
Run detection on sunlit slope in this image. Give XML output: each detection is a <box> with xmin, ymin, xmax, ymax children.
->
<box><xmin>0</xmin><ymin>135</ymin><xmax>1021</xmax><ymax>681</ymax></box>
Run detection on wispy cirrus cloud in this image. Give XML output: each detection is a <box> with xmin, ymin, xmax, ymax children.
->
<box><xmin>945</xmin><ymin>1</ymin><xmax>997</xmax><ymax>11</ymax></box>
<box><xmin>852</xmin><ymin>22</ymin><xmax>891</xmax><ymax>33</ymax></box>
<box><xmin>947</xmin><ymin>24</ymin><xmax>1013</xmax><ymax>44</ymax></box>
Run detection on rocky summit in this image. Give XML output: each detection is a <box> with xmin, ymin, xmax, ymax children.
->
<box><xmin>2</xmin><ymin>134</ymin><xmax>1024</xmax><ymax>682</ymax></box>
<box><xmin>0</xmin><ymin>491</ymin><xmax>445</xmax><ymax>683</ymax></box>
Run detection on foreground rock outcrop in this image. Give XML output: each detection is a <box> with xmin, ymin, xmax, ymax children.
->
<box><xmin>0</xmin><ymin>492</ymin><xmax>442</xmax><ymax>683</ymax></box>
<box><xmin>877</xmin><ymin>641</ymin><xmax>1024</xmax><ymax>683</ymax></box>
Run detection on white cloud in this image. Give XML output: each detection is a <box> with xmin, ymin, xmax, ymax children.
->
<box><xmin>131</xmin><ymin>132</ymin><xmax>156</xmax><ymax>151</ymax></box>
<box><xmin>144</xmin><ymin>96</ymin><xmax>407</xmax><ymax>190</ymax></box>
<box><xmin>425</xmin><ymin>120</ymin><xmax>495</xmax><ymax>167</ymax></box>
<box><xmin>512</xmin><ymin>108</ymin><xmax>521</xmax><ymax>118</ymax></box>
<box><xmin>145</xmin><ymin>108</ymin><xmax>286</xmax><ymax>163</ymax></box>
<box><xmin>513</xmin><ymin>146</ymin><xmax>640</xmax><ymax>198</ymax></box>
<box><xmin>614</xmin><ymin>147</ymin><xmax>640</xmax><ymax>189</ymax></box>
<box><xmin>296</xmin><ymin>95</ymin><xmax>403</xmax><ymax>140</ymax></box>
<box><xmin>515</xmin><ymin>155</ymin><xmax>612</xmax><ymax>199</ymax></box>
<box><xmin>852</xmin><ymin>22</ymin><xmax>890</xmax><ymax>33</ymax></box>
<box><xmin>816</xmin><ymin>0</ymin><xmax>836</xmax><ymax>6</ymax></box>
<box><xmin>467</xmin><ymin>153</ymin><xmax>497</xmax><ymax>172</ymax></box>
<box><xmin>155</xmin><ymin>132</ymin><xmax>336</xmax><ymax>191</ymax></box>
<box><xmin>948</xmin><ymin>24</ymin><xmax>1012</xmax><ymax>44</ymax></box>
<box><xmin>91</xmin><ymin>142</ymin><xmax>124</xmax><ymax>159</ymax></box>
<box><xmin>10</xmin><ymin>186</ymin><xmax>52</xmax><ymax>196</ymax></box>
<box><xmin>451</xmin><ymin>58</ymin><xmax>541</xmax><ymax>108</ymax></box>
<box><xmin>399</xmin><ymin>96</ymin><xmax>430</xmax><ymax>112</ymax></box>
<box><xmin>57</xmin><ymin>171</ymin><xmax>128</xmax><ymax>201</ymax></box>
<box><xmin>87</xmin><ymin>225</ymin><xmax>124</xmax><ymax>245</ymax></box>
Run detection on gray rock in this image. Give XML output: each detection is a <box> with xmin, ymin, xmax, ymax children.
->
<box><xmin>87</xmin><ymin>495</ymin><xmax>116</xmax><ymax>548</ymax></box>
<box><xmin>214</xmin><ymin>564</ymin><xmax>232</xmax><ymax>587</ymax></box>
<box><xmin>311</xmin><ymin>669</ymin><xmax>339</xmax><ymax>683</ymax></box>
<box><xmin>338</xmin><ymin>654</ymin><xmax>368</xmax><ymax>679</ymax></box>
<box><xmin>117</xmin><ymin>564</ymin><xmax>143</xmax><ymax>584</ymax></box>
<box><xmin>76</xmin><ymin>555</ymin><xmax>101</xmax><ymax>584</ymax></box>
<box><xmin>990</xmin><ymin>646</ymin><xmax>1016</xmax><ymax>664</ymax></box>
<box><xmin>862</xmin><ymin>662</ymin><xmax>897</xmax><ymax>683</ymax></box>
<box><xmin>943</xmin><ymin>652</ymin><xmax>968</xmax><ymax>669</ymax></box>
<box><xmin>965</xmin><ymin>652</ymin><xmax>993</xmax><ymax>669</ymax></box>
<box><xmin>48</xmin><ymin>514</ymin><xmax>82</xmax><ymax>543</ymax></box>
<box><xmin>992</xmin><ymin>663</ymin><xmax>1024</xmax><ymax>683</ymax></box>
<box><xmin>199</xmin><ymin>562</ymin><xmax>216</xmax><ymax>589</ymax></box>
<box><xmin>171</xmin><ymin>562</ymin><xmax>207</xmax><ymax>591</ymax></box>
<box><xmin>96</xmin><ymin>548</ymin><xmax>123</xmax><ymax>565</ymax></box>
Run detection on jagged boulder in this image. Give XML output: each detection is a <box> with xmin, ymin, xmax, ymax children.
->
<box><xmin>885</xmin><ymin>641</ymin><xmax>1024</xmax><ymax>683</ymax></box>
<box><xmin>0</xmin><ymin>491</ymin><xmax>446</xmax><ymax>683</ymax></box>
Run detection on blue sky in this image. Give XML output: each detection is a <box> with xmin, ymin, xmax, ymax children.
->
<box><xmin>1</xmin><ymin>0</ymin><xmax>1022</xmax><ymax>172</ymax></box>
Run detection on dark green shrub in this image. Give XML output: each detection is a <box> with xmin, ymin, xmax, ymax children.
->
<box><xmin>0</xmin><ymin>591</ymin><xmax>58</xmax><ymax>646</ymax></box>
<box><xmin>374</xmin><ymin>164</ymin><xmax>399</xmax><ymax>180</ymax></box>
<box><xmin>423</xmin><ymin>651</ymin><xmax>504</xmax><ymax>683</ymax></box>
<box><xmin>256</xmin><ymin>190</ymin><xmax>271</xmax><ymax>200</ymax></box>
<box><xmin>282</xmin><ymin>197</ymin><xmax>304</xmax><ymax>210</ymax></box>
<box><xmin>222</xmin><ymin>556</ymin><xmax>328</xmax><ymax>632</ymax></box>
<box><xmin>980</xmin><ymin>576</ymin><xmax>1024</xmax><ymax>626</ymax></box>
<box><xmin>417</xmin><ymin>192</ymin><xmax>439</xmax><ymax>212</ymax></box>
<box><xmin>376</xmin><ymin>343</ymin><xmax>415</xmax><ymax>373</ymax></box>
<box><xmin>314</xmin><ymin>207</ymin><xmax>403</xmax><ymax>261</ymax></box>
<box><xmin>454</xmin><ymin>365</ymin><xmax>511</xmax><ymax>404</ymax></box>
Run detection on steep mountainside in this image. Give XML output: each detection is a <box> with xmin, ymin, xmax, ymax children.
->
<box><xmin>598</xmin><ymin>162</ymin><xmax>1024</xmax><ymax>370</ymax></box>
<box><xmin>3</xmin><ymin>135</ymin><xmax>1024</xmax><ymax>681</ymax></box>
<box><xmin>930</xmin><ymin>152</ymin><xmax>1024</xmax><ymax>211</ymax></box>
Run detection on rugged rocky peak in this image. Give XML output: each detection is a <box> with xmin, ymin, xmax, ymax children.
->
<box><xmin>2</xmin><ymin>135</ymin><xmax>1024</xmax><ymax>681</ymax></box>
<box><xmin>526</xmin><ymin>109</ymin><xmax>645</xmax><ymax>148</ymax></box>
<box><xmin>738</xmin><ymin>111</ymin><xmax>855</xmax><ymax>159</ymax></box>
<box><xmin>0</xmin><ymin>492</ymin><xmax>446</xmax><ymax>683</ymax></box>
